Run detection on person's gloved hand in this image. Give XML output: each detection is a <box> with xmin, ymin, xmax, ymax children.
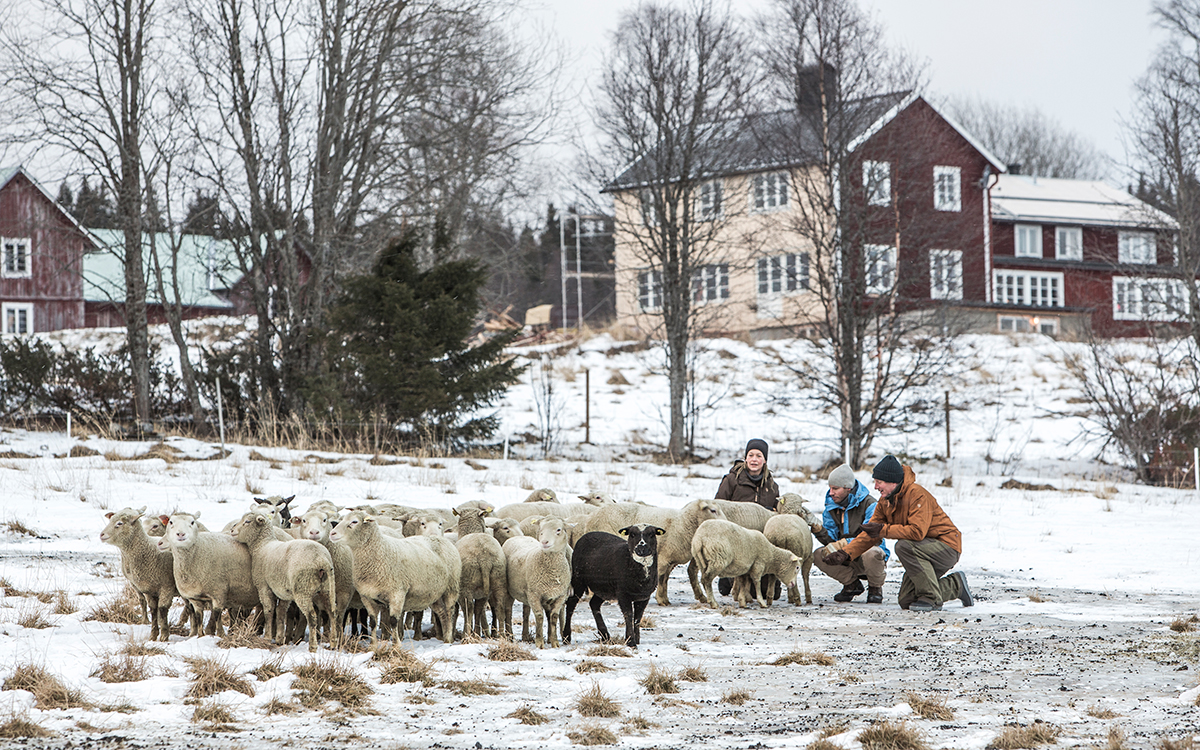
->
<box><xmin>823</xmin><ymin>549</ymin><xmax>850</xmax><ymax>566</ymax></box>
<box><xmin>810</xmin><ymin>523</ymin><xmax>823</xmax><ymax>536</ymax></box>
<box><xmin>860</xmin><ymin>522</ymin><xmax>883</xmax><ymax>537</ymax></box>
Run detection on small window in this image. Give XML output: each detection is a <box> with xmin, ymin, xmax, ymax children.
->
<box><xmin>933</xmin><ymin>166</ymin><xmax>961</xmax><ymax>212</ymax></box>
<box><xmin>1112</xmin><ymin>276</ymin><xmax>1187</xmax><ymax>320</ymax></box>
<box><xmin>1014</xmin><ymin>224</ymin><xmax>1042</xmax><ymax>258</ymax></box>
<box><xmin>752</xmin><ymin>172</ymin><xmax>789</xmax><ymax>211</ymax></box>
<box><xmin>637</xmin><ymin>270</ymin><xmax>662</xmax><ymax>311</ymax></box>
<box><xmin>1118</xmin><ymin>232</ymin><xmax>1156</xmax><ymax>264</ymax></box>
<box><xmin>691</xmin><ymin>264</ymin><xmax>730</xmax><ymax>304</ymax></box>
<box><xmin>929</xmin><ymin>249</ymin><xmax>962</xmax><ymax>300</ymax></box>
<box><xmin>994</xmin><ymin>270</ymin><xmax>1063</xmax><ymax>307</ymax></box>
<box><xmin>697</xmin><ymin>180</ymin><xmax>723</xmax><ymax>221</ymax></box>
<box><xmin>863</xmin><ymin>160</ymin><xmax>891</xmax><ymax>207</ymax></box>
<box><xmin>998</xmin><ymin>314</ymin><xmax>1057</xmax><ymax>335</ymax></box>
<box><xmin>757</xmin><ymin>252</ymin><xmax>810</xmax><ymax>295</ymax></box>
<box><xmin>1055</xmin><ymin>227</ymin><xmax>1082</xmax><ymax>260</ymax></box>
<box><xmin>1</xmin><ymin>237</ymin><xmax>32</xmax><ymax>278</ymax></box>
<box><xmin>1</xmin><ymin>303</ymin><xmax>33</xmax><ymax>334</ymax></box>
<box><xmin>865</xmin><ymin>244</ymin><xmax>896</xmax><ymax>295</ymax></box>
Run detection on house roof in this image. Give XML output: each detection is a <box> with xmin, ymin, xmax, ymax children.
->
<box><xmin>0</xmin><ymin>165</ymin><xmax>99</xmax><ymax>246</ymax></box>
<box><xmin>84</xmin><ymin>229</ymin><xmax>241</xmax><ymax>308</ymax></box>
<box><xmin>990</xmin><ymin>175</ymin><xmax>1177</xmax><ymax>229</ymax></box>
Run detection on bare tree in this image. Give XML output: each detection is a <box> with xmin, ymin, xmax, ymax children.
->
<box><xmin>595</xmin><ymin>0</ymin><xmax>754</xmax><ymax>459</ymax></box>
<box><xmin>0</xmin><ymin>0</ymin><xmax>161</xmax><ymax>429</ymax></box>
<box><xmin>755</xmin><ymin>0</ymin><xmax>965</xmax><ymax>467</ymax></box>
<box><xmin>945</xmin><ymin>96</ymin><xmax>1109</xmax><ymax>179</ymax></box>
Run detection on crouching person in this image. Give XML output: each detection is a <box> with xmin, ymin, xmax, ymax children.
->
<box><xmin>812</xmin><ymin>464</ymin><xmax>888</xmax><ymax>604</ymax></box>
<box><xmin>824</xmin><ymin>456</ymin><xmax>972</xmax><ymax>613</ymax></box>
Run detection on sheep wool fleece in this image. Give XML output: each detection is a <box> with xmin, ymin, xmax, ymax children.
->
<box><xmin>715</xmin><ymin>461</ymin><xmax>780</xmax><ymax>511</ymax></box>
<box><xmin>843</xmin><ymin>464</ymin><xmax>963</xmax><ymax>607</ymax></box>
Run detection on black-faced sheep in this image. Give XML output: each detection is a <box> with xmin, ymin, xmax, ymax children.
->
<box><xmin>562</xmin><ymin>524</ymin><xmax>665</xmax><ymax>648</ymax></box>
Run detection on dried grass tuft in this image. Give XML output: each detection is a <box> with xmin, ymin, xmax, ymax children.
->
<box><xmin>574</xmin><ymin>660</ymin><xmax>613</xmax><ymax>674</ymax></box>
<box><xmin>292</xmin><ymin>659</ymin><xmax>374</xmax><ymax>709</ymax></box>
<box><xmin>906</xmin><ymin>692</ymin><xmax>954</xmax><ymax>720</ymax></box>
<box><xmin>16</xmin><ymin>606</ymin><xmax>53</xmax><ymax>630</ymax></box>
<box><xmin>638</xmin><ymin>663</ymin><xmax>678</xmax><ymax>695</ymax></box>
<box><xmin>373</xmin><ymin>647</ymin><xmax>435</xmax><ymax>684</ymax></box>
<box><xmin>818</xmin><ymin>720</ymin><xmax>850</xmax><ymax>738</ymax></box>
<box><xmin>586</xmin><ymin>645</ymin><xmax>631</xmax><ymax>658</ymax></box>
<box><xmin>677</xmin><ymin>665</ymin><xmax>707</xmax><ymax>682</ymax></box>
<box><xmin>1159</xmin><ymin>739</ymin><xmax>1197</xmax><ymax>750</ymax></box>
<box><xmin>250</xmin><ymin>656</ymin><xmax>288</xmax><ymax>682</ymax></box>
<box><xmin>191</xmin><ymin>701</ymin><xmax>237</xmax><ymax>728</ymax></box>
<box><xmin>216</xmin><ymin>615</ymin><xmax>273</xmax><ymax>650</ymax></box>
<box><xmin>722</xmin><ymin>689</ymin><xmax>752</xmax><ymax>705</ymax></box>
<box><xmin>1085</xmin><ymin>705</ymin><xmax>1120</xmax><ymax>719</ymax></box>
<box><xmin>1102</xmin><ymin>727</ymin><xmax>1130</xmax><ymax>750</ymax></box>
<box><xmin>768</xmin><ymin>650</ymin><xmax>835</xmax><ymax>667</ymax></box>
<box><xmin>858</xmin><ymin>719</ymin><xmax>931</xmax><ymax>750</ymax></box>
<box><xmin>807</xmin><ymin>741</ymin><xmax>843</xmax><ymax>750</ymax></box>
<box><xmin>2</xmin><ymin>664</ymin><xmax>91</xmax><ymax>709</ymax></box>
<box><xmin>440</xmin><ymin>679</ymin><xmax>502</xmax><ymax>696</ymax></box>
<box><xmin>183</xmin><ymin>657</ymin><xmax>255</xmax><ymax>701</ymax></box>
<box><xmin>567</xmin><ymin>722</ymin><xmax>619</xmax><ymax>745</ymax></box>
<box><xmin>91</xmin><ymin>653</ymin><xmax>151</xmax><ymax>683</ymax></box>
<box><xmin>85</xmin><ymin>586</ymin><xmax>143</xmax><ymax>625</ymax></box>
<box><xmin>0</xmin><ymin>714</ymin><xmax>54</xmax><ymax>739</ymax></box>
<box><xmin>506</xmin><ymin>705</ymin><xmax>549</xmax><ymax>725</ymax></box>
<box><xmin>52</xmin><ymin>591</ymin><xmax>78</xmax><ymax>615</ymax></box>
<box><xmin>986</xmin><ymin>722</ymin><xmax>1062</xmax><ymax>749</ymax></box>
<box><xmin>262</xmin><ymin>698</ymin><xmax>300</xmax><ymax>716</ymax></box>
<box><xmin>3</xmin><ymin>519</ymin><xmax>40</xmax><ymax>537</ymax></box>
<box><xmin>575</xmin><ymin>683</ymin><xmax>621</xmax><ymax>717</ymax></box>
<box><xmin>487</xmin><ymin>640</ymin><xmax>536</xmax><ymax>661</ymax></box>
<box><xmin>1169</xmin><ymin>614</ymin><xmax>1198</xmax><ymax>633</ymax></box>
<box><xmin>121</xmin><ymin>638</ymin><xmax>166</xmax><ymax>657</ymax></box>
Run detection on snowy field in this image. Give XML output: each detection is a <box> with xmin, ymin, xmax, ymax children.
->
<box><xmin>0</xmin><ymin>330</ymin><xmax>1198</xmax><ymax>749</ymax></box>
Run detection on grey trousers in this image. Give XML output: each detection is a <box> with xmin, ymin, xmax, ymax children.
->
<box><xmin>813</xmin><ymin>544</ymin><xmax>887</xmax><ymax>588</ymax></box>
<box><xmin>893</xmin><ymin>538</ymin><xmax>962</xmax><ymax>608</ymax></box>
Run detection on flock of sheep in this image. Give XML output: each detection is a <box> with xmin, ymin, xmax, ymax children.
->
<box><xmin>98</xmin><ymin>489</ymin><xmax>822</xmax><ymax>652</ymax></box>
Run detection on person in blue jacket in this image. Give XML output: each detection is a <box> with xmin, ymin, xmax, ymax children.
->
<box><xmin>812</xmin><ymin>464</ymin><xmax>889</xmax><ymax>603</ymax></box>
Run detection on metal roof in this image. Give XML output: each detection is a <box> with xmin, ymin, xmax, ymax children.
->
<box><xmin>83</xmin><ymin>229</ymin><xmax>241</xmax><ymax>308</ymax></box>
<box><xmin>991</xmin><ymin>175</ymin><xmax>1177</xmax><ymax>229</ymax></box>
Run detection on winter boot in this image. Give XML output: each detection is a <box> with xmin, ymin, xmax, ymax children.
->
<box><xmin>833</xmin><ymin>580</ymin><xmax>864</xmax><ymax>602</ymax></box>
<box><xmin>948</xmin><ymin>571</ymin><xmax>974</xmax><ymax>607</ymax></box>
<box><xmin>866</xmin><ymin>586</ymin><xmax>883</xmax><ymax>604</ymax></box>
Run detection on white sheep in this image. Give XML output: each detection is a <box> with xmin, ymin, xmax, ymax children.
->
<box><xmin>156</xmin><ymin>512</ymin><xmax>259</xmax><ymax>637</ymax></box>
<box><xmin>290</xmin><ymin>509</ymin><xmax>356</xmax><ymax>641</ymax></box>
<box><xmin>330</xmin><ymin>510</ymin><xmax>458</xmax><ymax>645</ymax></box>
<box><xmin>230</xmin><ymin>510</ymin><xmax>336</xmax><ymax>651</ymax></box>
<box><xmin>99</xmin><ymin>507</ymin><xmax>177</xmax><ymax>641</ymax></box>
<box><xmin>486</xmin><ymin>517</ymin><xmax>525</xmax><ymax>545</ymax></box>
<box><xmin>523</xmin><ymin>488</ymin><xmax>558</xmax><ymax>503</ymax></box>
<box><xmin>502</xmin><ymin>516</ymin><xmax>572</xmax><ymax>648</ymax></box>
<box><xmin>691</xmin><ymin>519</ymin><xmax>801</xmax><ymax>608</ymax></box>
<box><xmin>454</xmin><ymin>507</ymin><xmax>507</xmax><ymax>638</ymax></box>
<box><xmin>761</xmin><ymin>513</ymin><xmax>815</xmax><ymax>605</ymax></box>
<box><xmin>415</xmin><ymin>518</ymin><xmax>463</xmax><ymax>640</ymax></box>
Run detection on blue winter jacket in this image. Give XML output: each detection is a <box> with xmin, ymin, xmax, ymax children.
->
<box><xmin>822</xmin><ymin>480</ymin><xmax>890</xmax><ymax>561</ymax></box>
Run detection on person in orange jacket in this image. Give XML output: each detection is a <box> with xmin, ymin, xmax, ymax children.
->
<box><xmin>823</xmin><ymin>455</ymin><xmax>973</xmax><ymax>612</ymax></box>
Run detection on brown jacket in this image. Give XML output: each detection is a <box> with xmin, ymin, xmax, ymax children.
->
<box><xmin>843</xmin><ymin>465</ymin><xmax>961</xmax><ymax>559</ymax></box>
<box><xmin>715</xmin><ymin>461</ymin><xmax>780</xmax><ymax>510</ymax></box>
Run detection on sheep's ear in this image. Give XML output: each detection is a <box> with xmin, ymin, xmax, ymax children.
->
<box><xmin>654</xmin><ymin>527</ymin><xmax>666</xmax><ymax>536</ymax></box>
<box><xmin>290</xmin><ymin>517</ymin><xmax>302</xmax><ymax>527</ymax></box>
<box><xmin>483</xmin><ymin>505</ymin><xmax>494</xmax><ymax>514</ymax></box>
<box><xmin>255</xmin><ymin>515</ymin><xmax>267</xmax><ymax>526</ymax></box>
<box><xmin>282</xmin><ymin>495</ymin><xmax>296</xmax><ymax>506</ymax></box>
<box><xmin>159</xmin><ymin>515</ymin><xmax>170</xmax><ymax>526</ymax></box>
<box><xmin>791</xmin><ymin>555</ymin><xmax>799</xmax><ymax>563</ymax></box>
<box><xmin>254</xmin><ymin>496</ymin><xmax>267</xmax><ymax>505</ymax></box>
<box><xmin>453</xmin><ymin>507</ymin><xmax>460</xmax><ymax>516</ymax></box>
<box><xmin>483</xmin><ymin>517</ymin><xmax>500</xmax><ymax>528</ymax></box>
<box><xmin>136</xmin><ymin>506</ymin><xmax>147</xmax><ymax>515</ymax></box>
<box><xmin>193</xmin><ymin>512</ymin><xmax>201</xmax><ymax>521</ymax></box>
<box><xmin>105</xmin><ymin>512</ymin><xmax>115</xmax><ymax>520</ymax></box>
<box><xmin>617</xmin><ymin>526</ymin><xmax>630</xmax><ymax>537</ymax></box>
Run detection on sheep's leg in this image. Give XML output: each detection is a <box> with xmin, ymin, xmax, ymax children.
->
<box><xmin>154</xmin><ymin>598</ymin><xmax>171</xmax><ymax>642</ymax></box>
<box><xmin>500</xmin><ymin>595</ymin><xmax>514</xmax><ymax>640</ymax></box>
<box><xmin>532</xmin><ymin>603</ymin><xmax>546</xmax><ymax>649</ymax></box>
<box><xmin>389</xmin><ymin>593</ymin><xmax>407</xmax><ymax>646</ymax></box>
<box><xmin>686</xmin><ymin>560</ymin><xmax>707</xmax><ymax>603</ymax></box>
<box><xmin>361</xmin><ymin>598</ymin><xmax>383</xmax><ymax>646</ymax></box>
<box><xmin>655</xmin><ymin>562</ymin><xmax>677</xmax><ymax>607</ymax></box>
<box><xmin>562</xmin><ymin>594</ymin><xmax>580</xmax><ymax>644</ymax></box>
<box><xmin>750</xmin><ymin>571</ymin><xmax>767</xmax><ymax>608</ymax></box>
<box><xmin>547</xmin><ymin>599</ymin><xmax>564</xmax><ymax>649</ymax></box>
<box><xmin>589</xmin><ymin>595</ymin><xmax>610</xmax><ymax>642</ymax></box>
<box><xmin>617</xmin><ymin>596</ymin><xmax>636</xmax><ymax>647</ymax></box>
<box><xmin>521</xmin><ymin>603</ymin><xmax>532</xmax><ymax>643</ymax></box>
<box><xmin>136</xmin><ymin>591</ymin><xmax>151</xmax><ymax>628</ymax></box>
<box><xmin>701</xmin><ymin>573</ymin><xmax>718</xmax><ymax>609</ymax></box>
<box><xmin>630</xmin><ymin>597</ymin><xmax>649</xmax><ymax>648</ymax></box>
<box><xmin>298</xmin><ymin>597</ymin><xmax>320</xmax><ymax>653</ymax></box>
<box><xmin>802</xmin><ymin>558</ymin><xmax>813</xmax><ymax>605</ymax></box>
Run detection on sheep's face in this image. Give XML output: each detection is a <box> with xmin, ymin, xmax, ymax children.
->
<box><xmin>99</xmin><ymin>508</ymin><xmax>145</xmax><ymax>544</ymax></box>
<box><xmin>331</xmin><ymin>511</ymin><xmax>371</xmax><ymax>545</ymax></box>
<box><xmin>164</xmin><ymin>514</ymin><xmax>202</xmax><ymax>548</ymax></box>
<box><xmin>695</xmin><ymin>501</ymin><xmax>726</xmax><ymax>523</ymax></box>
<box><xmin>141</xmin><ymin>516</ymin><xmax>167</xmax><ymax>537</ymax></box>
<box><xmin>578</xmin><ymin>492</ymin><xmax>616</xmax><ymax>506</ymax></box>
<box><xmin>232</xmin><ymin>511</ymin><xmax>273</xmax><ymax>542</ymax></box>
<box><xmin>419</xmin><ymin>518</ymin><xmax>445</xmax><ymax>536</ymax></box>
<box><xmin>536</xmin><ymin>518</ymin><xmax>568</xmax><ymax>550</ymax></box>
<box><xmin>620</xmin><ymin>524</ymin><xmax>664</xmax><ymax>565</ymax></box>
<box><xmin>293</xmin><ymin>512</ymin><xmax>331</xmax><ymax>542</ymax></box>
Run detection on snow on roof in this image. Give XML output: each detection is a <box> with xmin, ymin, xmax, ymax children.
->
<box><xmin>991</xmin><ymin>174</ymin><xmax>1177</xmax><ymax>229</ymax></box>
<box><xmin>84</xmin><ymin>229</ymin><xmax>240</xmax><ymax>308</ymax></box>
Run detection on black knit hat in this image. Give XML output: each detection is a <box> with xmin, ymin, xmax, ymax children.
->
<box><xmin>745</xmin><ymin>438</ymin><xmax>769</xmax><ymax>463</ymax></box>
<box><xmin>872</xmin><ymin>455</ymin><xmax>904</xmax><ymax>484</ymax></box>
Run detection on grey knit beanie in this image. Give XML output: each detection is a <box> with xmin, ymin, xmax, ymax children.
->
<box><xmin>872</xmin><ymin>455</ymin><xmax>904</xmax><ymax>484</ymax></box>
<box><xmin>827</xmin><ymin>464</ymin><xmax>856</xmax><ymax>489</ymax></box>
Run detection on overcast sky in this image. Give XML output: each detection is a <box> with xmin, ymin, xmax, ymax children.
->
<box><xmin>531</xmin><ymin>0</ymin><xmax>1165</xmax><ymax>197</ymax></box>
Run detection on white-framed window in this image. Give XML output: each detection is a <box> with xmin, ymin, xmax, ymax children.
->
<box><xmin>865</xmin><ymin>243</ymin><xmax>896</xmax><ymax>295</ymax></box>
<box><xmin>752</xmin><ymin>172</ymin><xmax>788</xmax><ymax>211</ymax></box>
<box><xmin>1</xmin><ymin>237</ymin><xmax>32</xmax><ymax>278</ymax></box>
<box><xmin>691</xmin><ymin>264</ymin><xmax>730</xmax><ymax>304</ymax></box>
<box><xmin>1112</xmin><ymin>276</ymin><xmax>1188</xmax><ymax>320</ymax></box>
<box><xmin>637</xmin><ymin>270</ymin><xmax>662</xmax><ymax>311</ymax></box>
<box><xmin>929</xmin><ymin>249</ymin><xmax>962</xmax><ymax>300</ymax></box>
<box><xmin>863</xmin><ymin>160</ymin><xmax>891</xmax><ymax>207</ymax></box>
<box><xmin>757</xmin><ymin>252</ymin><xmax>810</xmax><ymax>295</ymax></box>
<box><xmin>933</xmin><ymin>166</ymin><xmax>961</xmax><ymax>212</ymax></box>
<box><xmin>1055</xmin><ymin>226</ymin><xmax>1082</xmax><ymax>260</ymax></box>
<box><xmin>993</xmin><ymin>270</ymin><xmax>1063</xmax><ymax>307</ymax></box>
<box><xmin>639</xmin><ymin>189</ymin><xmax>658</xmax><ymax>227</ymax></box>
<box><xmin>999</xmin><ymin>314</ymin><xmax>1058</xmax><ymax>335</ymax></box>
<box><xmin>1014</xmin><ymin>224</ymin><xmax>1042</xmax><ymax>258</ymax></box>
<box><xmin>1</xmin><ymin>303</ymin><xmax>33</xmax><ymax>334</ymax></box>
<box><xmin>1118</xmin><ymin>231</ymin><xmax>1156</xmax><ymax>265</ymax></box>
<box><xmin>697</xmin><ymin>180</ymin><xmax>723</xmax><ymax>221</ymax></box>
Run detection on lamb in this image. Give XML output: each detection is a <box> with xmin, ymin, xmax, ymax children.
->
<box><xmin>454</xmin><ymin>508</ymin><xmax>507</xmax><ymax>637</ymax></box>
<box><xmin>691</xmin><ymin>519</ymin><xmax>801</xmax><ymax>608</ymax></box>
<box><xmin>415</xmin><ymin>518</ymin><xmax>463</xmax><ymax>640</ymax></box>
<box><xmin>330</xmin><ymin>510</ymin><xmax>458</xmax><ymax>645</ymax></box>
<box><xmin>562</xmin><ymin>524</ymin><xmax>664</xmax><ymax>648</ymax></box>
<box><xmin>523</xmin><ymin>488</ymin><xmax>558</xmax><ymax>503</ymax></box>
<box><xmin>290</xmin><ymin>509</ymin><xmax>356</xmax><ymax>643</ymax></box>
<box><xmin>157</xmin><ymin>512</ymin><xmax>260</xmax><ymax>637</ymax></box>
<box><xmin>501</xmin><ymin>516</ymin><xmax>572</xmax><ymax>648</ymax></box>
<box><xmin>761</xmin><ymin>513</ymin><xmax>815</xmax><ymax>605</ymax></box>
<box><xmin>99</xmin><ymin>507</ymin><xmax>177</xmax><ymax>641</ymax></box>
<box><xmin>487</xmin><ymin>517</ymin><xmax>524</xmax><ymax>544</ymax></box>
<box><xmin>230</xmin><ymin>510</ymin><xmax>336</xmax><ymax>651</ymax></box>
<box><xmin>717</xmin><ymin>492</ymin><xmax>818</xmax><ymax>604</ymax></box>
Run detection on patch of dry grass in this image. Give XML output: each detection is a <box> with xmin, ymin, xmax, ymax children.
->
<box><xmin>120</xmin><ymin>638</ymin><xmax>166</xmax><ymax>657</ymax></box>
<box><xmin>987</xmin><ymin>722</ymin><xmax>1062</xmax><ymax>749</ymax></box>
<box><xmin>441</xmin><ymin>679</ymin><xmax>502</xmax><ymax>696</ymax></box>
<box><xmin>0</xmin><ymin>714</ymin><xmax>53</xmax><ymax>739</ymax></box>
<box><xmin>2</xmin><ymin>664</ymin><xmax>90</xmax><ymax>709</ymax></box>
<box><xmin>1028</xmin><ymin>593</ymin><xmax>1049</xmax><ymax>603</ymax></box>
<box><xmin>1085</xmin><ymin>705</ymin><xmax>1120</xmax><ymax>719</ymax></box>
<box><xmin>622</xmin><ymin>715</ymin><xmax>660</xmax><ymax>734</ymax></box>
<box><xmin>807</xmin><ymin>741</ymin><xmax>843</xmax><ymax>750</ymax></box>
<box><xmin>250</xmin><ymin>656</ymin><xmax>288</xmax><ymax>682</ymax></box>
<box><xmin>677</xmin><ymin>665</ymin><xmax>707</xmax><ymax>682</ymax></box>
<box><xmin>506</xmin><ymin>705</ymin><xmax>549</xmax><ymax>725</ymax></box>
<box><xmin>216</xmin><ymin>616</ymin><xmax>274</xmax><ymax>650</ymax></box>
<box><xmin>567</xmin><ymin>722</ymin><xmax>619</xmax><ymax>745</ymax></box>
<box><xmin>858</xmin><ymin>720</ymin><xmax>931</xmax><ymax>750</ymax></box>
<box><xmin>2</xmin><ymin>519</ymin><xmax>41</xmax><ymax>537</ymax></box>
<box><xmin>817</xmin><ymin>720</ymin><xmax>850</xmax><ymax>738</ymax></box>
<box><xmin>722</xmin><ymin>689</ymin><xmax>752</xmax><ymax>705</ymax></box>
<box><xmin>1101</xmin><ymin>727</ymin><xmax>1130</xmax><ymax>750</ymax></box>
<box><xmin>575</xmin><ymin>683</ymin><xmax>621</xmax><ymax>717</ymax></box>
<box><xmin>574</xmin><ymin>659</ymin><xmax>613</xmax><ymax>674</ymax></box>
<box><xmin>638</xmin><ymin>663</ymin><xmax>678</xmax><ymax>695</ymax></box>
<box><xmin>487</xmin><ymin>640</ymin><xmax>536</xmax><ymax>661</ymax></box>
<box><xmin>587</xmin><ymin>645</ymin><xmax>631</xmax><ymax>658</ymax></box>
<box><xmin>1159</xmin><ymin>739</ymin><xmax>1196</xmax><ymax>750</ymax></box>
<box><xmin>16</xmin><ymin>605</ymin><xmax>53</xmax><ymax>630</ymax></box>
<box><xmin>262</xmin><ymin>698</ymin><xmax>301</xmax><ymax>715</ymax></box>
<box><xmin>84</xmin><ymin>586</ymin><xmax>143</xmax><ymax>625</ymax></box>
<box><xmin>292</xmin><ymin>659</ymin><xmax>374</xmax><ymax>709</ymax></box>
<box><xmin>191</xmin><ymin>701</ymin><xmax>237</xmax><ymax>729</ymax></box>
<box><xmin>183</xmin><ymin>657</ymin><xmax>255</xmax><ymax>701</ymax></box>
<box><xmin>373</xmin><ymin>647</ymin><xmax>435</xmax><ymax>684</ymax></box>
<box><xmin>768</xmin><ymin>650</ymin><xmax>835</xmax><ymax>667</ymax></box>
<box><xmin>52</xmin><ymin>591</ymin><xmax>78</xmax><ymax>615</ymax></box>
<box><xmin>1169</xmin><ymin>614</ymin><xmax>1198</xmax><ymax>633</ymax></box>
<box><xmin>91</xmin><ymin>653</ymin><xmax>151</xmax><ymax>683</ymax></box>
<box><xmin>906</xmin><ymin>692</ymin><xmax>954</xmax><ymax>720</ymax></box>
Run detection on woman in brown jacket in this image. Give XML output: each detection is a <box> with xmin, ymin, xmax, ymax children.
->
<box><xmin>715</xmin><ymin>438</ymin><xmax>780</xmax><ymax>511</ymax></box>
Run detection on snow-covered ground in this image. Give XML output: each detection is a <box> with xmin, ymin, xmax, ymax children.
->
<box><xmin>0</xmin><ymin>330</ymin><xmax>1197</xmax><ymax>749</ymax></box>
